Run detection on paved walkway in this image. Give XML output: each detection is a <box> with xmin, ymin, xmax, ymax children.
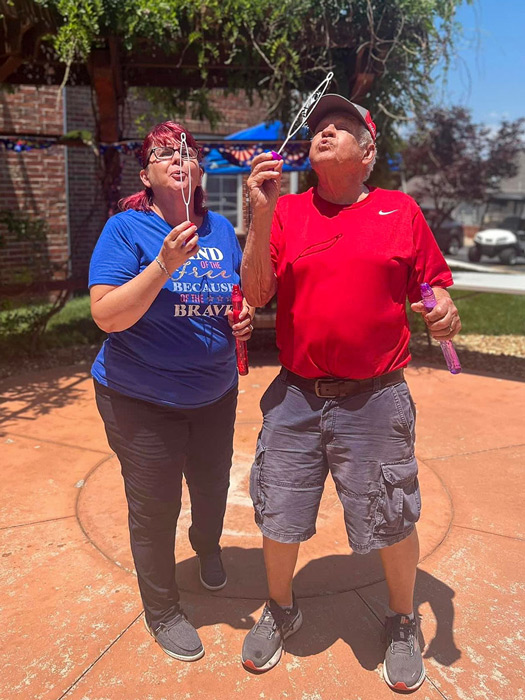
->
<box><xmin>1</xmin><ymin>358</ymin><xmax>523</xmax><ymax>700</ymax></box>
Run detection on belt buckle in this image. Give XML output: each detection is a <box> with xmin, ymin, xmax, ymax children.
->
<box><xmin>314</xmin><ymin>379</ymin><xmax>342</xmax><ymax>398</ymax></box>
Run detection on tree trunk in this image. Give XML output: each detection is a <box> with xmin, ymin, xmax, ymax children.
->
<box><xmin>88</xmin><ymin>41</ymin><xmax>125</xmax><ymax>217</ymax></box>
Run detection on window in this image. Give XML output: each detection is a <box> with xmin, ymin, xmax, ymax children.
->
<box><xmin>204</xmin><ymin>175</ymin><xmax>241</xmax><ymax>228</ymax></box>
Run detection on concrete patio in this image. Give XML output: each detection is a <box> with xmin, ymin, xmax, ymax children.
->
<box><xmin>1</xmin><ymin>355</ymin><xmax>523</xmax><ymax>700</ymax></box>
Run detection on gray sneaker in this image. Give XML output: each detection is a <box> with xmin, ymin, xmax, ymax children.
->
<box><xmin>144</xmin><ymin>611</ymin><xmax>204</xmax><ymax>661</ymax></box>
<box><xmin>383</xmin><ymin>614</ymin><xmax>425</xmax><ymax>691</ymax></box>
<box><xmin>241</xmin><ymin>595</ymin><xmax>303</xmax><ymax>672</ymax></box>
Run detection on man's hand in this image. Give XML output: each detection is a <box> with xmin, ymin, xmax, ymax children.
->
<box><xmin>411</xmin><ymin>287</ymin><xmax>462</xmax><ymax>341</ymax></box>
<box><xmin>247</xmin><ymin>153</ymin><xmax>283</xmax><ymax>217</ymax></box>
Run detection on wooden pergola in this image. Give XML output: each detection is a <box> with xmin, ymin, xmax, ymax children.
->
<box><xmin>0</xmin><ymin>0</ymin><xmax>377</xmax><ymax>215</ymax></box>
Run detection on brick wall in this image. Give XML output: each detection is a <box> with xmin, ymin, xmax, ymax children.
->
<box><xmin>0</xmin><ymin>86</ymin><xmax>68</xmax><ymax>286</ymax></box>
<box><xmin>123</xmin><ymin>88</ymin><xmax>268</xmax><ymax>139</ymax></box>
<box><xmin>65</xmin><ymin>86</ymin><xmax>111</xmax><ymax>279</ymax></box>
<box><xmin>182</xmin><ymin>91</ymin><xmax>268</xmax><ymax>137</ymax></box>
<box><xmin>0</xmin><ymin>85</ymin><xmax>269</xmax><ymax>286</ymax></box>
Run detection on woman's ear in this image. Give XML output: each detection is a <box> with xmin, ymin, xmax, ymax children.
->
<box><xmin>139</xmin><ymin>168</ymin><xmax>151</xmax><ymax>189</ymax></box>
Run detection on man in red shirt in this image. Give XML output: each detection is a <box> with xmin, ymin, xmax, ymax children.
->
<box><xmin>240</xmin><ymin>94</ymin><xmax>461</xmax><ymax>691</ymax></box>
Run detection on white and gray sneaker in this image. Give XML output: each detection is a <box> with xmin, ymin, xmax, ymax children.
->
<box><xmin>144</xmin><ymin>610</ymin><xmax>204</xmax><ymax>661</ymax></box>
<box><xmin>382</xmin><ymin>613</ymin><xmax>425</xmax><ymax>691</ymax></box>
<box><xmin>241</xmin><ymin>594</ymin><xmax>303</xmax><ymax>672</ymax></box>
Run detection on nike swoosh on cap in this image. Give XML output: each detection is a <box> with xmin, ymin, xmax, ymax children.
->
<box><xmin>378</xmin><ymin>209</ymin><xmax>398</xmax><ymax>215</ymax></box>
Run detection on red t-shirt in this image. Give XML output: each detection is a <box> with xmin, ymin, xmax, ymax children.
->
<box><xmin>270</xmin><ymin>187</ymin><xmax>453</xmax><ymax>379</ymax></box>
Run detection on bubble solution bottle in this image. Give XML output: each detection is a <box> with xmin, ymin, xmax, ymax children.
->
<box><xmin>420</xmin><ymin>283</ymin><xmax>461</xmax><ymax>374</ymax></box>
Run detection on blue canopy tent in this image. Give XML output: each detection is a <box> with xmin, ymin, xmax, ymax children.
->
<box><xmin>201</xmin><ymin>121</ymin><xmax>310</xmax><ymax>230</ymax></box>
<box><xmin>202</xmin><ymin>120</ymin><xmax>310</xmax><ymax>174</ymax></box>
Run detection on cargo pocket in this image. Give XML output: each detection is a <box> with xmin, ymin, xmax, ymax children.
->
<box><xmin>375</xmin><ymin>455</ymin><xmax>421</xmax><ymax>536</ymax></box>
<box><xmin>249</xmin><ymin>440</ymin><xmax>266</xmax><ymax>522</ymax></box>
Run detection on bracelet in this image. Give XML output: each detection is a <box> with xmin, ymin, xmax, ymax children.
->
<box><xmin>155</xmin><ymin>256</ymin><xmax>170</xmax><ymax>277</ymax></box>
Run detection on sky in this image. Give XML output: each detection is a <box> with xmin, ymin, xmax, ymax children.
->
<box><xmin>432</xmin><ymin>0</ymin><xmax>525</xmax><ymax>128</ymax></box>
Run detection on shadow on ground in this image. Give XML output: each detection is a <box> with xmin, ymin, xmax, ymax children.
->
<box><xmin>410</xmin><ymin>336</ymin><xmax>525</xmax><ymax>382</ymax></box>
<box><xmin>176</xmin><ymin>547</ymin><xmax>460</xmax><ymax>672</ymax></box>
<box><xmin>175</xmin><ymin>544</ymin><xmax>386</xmax><ymax>599</ymax></box>
<box><xmin>0</xmin><ymin>366</ymin><xmax>91</xmax><ymax>425</ymax></box>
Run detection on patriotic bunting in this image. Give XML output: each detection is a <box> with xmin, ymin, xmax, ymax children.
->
<box><xmin>0</xmin><ymin>136</ymin><xmax>310</xmax><ymax>167</ymax></box>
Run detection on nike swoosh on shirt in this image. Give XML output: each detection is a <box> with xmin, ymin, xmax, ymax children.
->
<box><xmin>378</xmin><ymin>209</ymin><xmax>398</xmax><ymax>215</ymax></box>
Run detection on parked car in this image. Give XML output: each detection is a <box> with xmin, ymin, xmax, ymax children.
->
<box><xmin>468</xmin><ymin>194</ymin><xmax>525</xmax><ymax>265</ymax></box>
<box><xmin>422</xmin><ymin>208</ymin><xmax>464</xmax><ymax>256</ymax></box>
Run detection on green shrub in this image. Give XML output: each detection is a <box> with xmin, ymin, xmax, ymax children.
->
<box><xmin>0</xmin><ymin>290</ymin><xmax>523</xmax><ymax>364</ymax></box>
<box><xmin>0</xmin><ymin>294</ymin><xmax>104</xmax><ymax>359</ymax></box>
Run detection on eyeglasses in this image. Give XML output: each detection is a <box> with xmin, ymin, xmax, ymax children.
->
<box><xmin>147</xmin><ymin>145</ymin><xmax>199</xmax><ymax>163</ymax></box>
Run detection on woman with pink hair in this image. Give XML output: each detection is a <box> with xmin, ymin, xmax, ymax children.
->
<box><xmin>89</xmin><ymin>121</ymin><xmax>252</xmax><ymax>662</ymax></box>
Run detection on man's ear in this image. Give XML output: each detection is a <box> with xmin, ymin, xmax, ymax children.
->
<box><xmin>363</xmin><ymin>143</ymin><xmax>376</xmax><ymax>165</ymax></box>
<box><xmin>139</xmin><ymin>168</ymin><xmax>151</xmax><ymax>189</ymax></box>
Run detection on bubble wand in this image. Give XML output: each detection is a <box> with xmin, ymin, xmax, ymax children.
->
<box><xmin>420</xmin><ymin>283</ymin><xmax>462</xmax><ymax>375</ymax></box>
<box><xmin>243</xmin><ymin>72</ymin><xmax>334</xmax><ymax>230</ymax></box>
<box><xmin>269</xmin><ymin>71</ymin><xmax>334</xmax><ymax>161</ymax></box>
<box><xmin>180</xmin><ymin>132</ymin><xmax>192</xmax><ymax>222</ymax></box>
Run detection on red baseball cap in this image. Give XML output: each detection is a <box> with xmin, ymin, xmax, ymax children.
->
<box><xmin>306</xmin><ymin>94</ymin><xmax>377</xmax><ymax>142</ymax></box>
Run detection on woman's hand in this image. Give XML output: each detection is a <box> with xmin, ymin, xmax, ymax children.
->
<box><xmin>227</xmin><ymin>302</ymin><xmax>254</xmax><ymax>342</ymax></box>
<box><xmin>158</xmin><ymin>221</ymin><xmax>199</xmax><ymax>275</ymax></box>
<box><xmin>247</xmin><ymin>153</ymin><xmax>283</xmax><ymax>217</ymax></box>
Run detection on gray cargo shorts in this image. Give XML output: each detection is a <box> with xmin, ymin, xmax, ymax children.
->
<box><xmin>250</xmin><ymin>368</ymin><xmax>421</xmax><ymax>554</ymax></box>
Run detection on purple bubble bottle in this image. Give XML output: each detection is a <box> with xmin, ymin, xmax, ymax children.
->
<box><xmin>420</xmin><ymin>283</ymin><xmax>462</xmax><ymax>375</ymax></box>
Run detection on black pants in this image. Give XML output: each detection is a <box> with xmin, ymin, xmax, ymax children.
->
<box><xmin>94</xmin><ymin>380</ymin><xmax>237</xmax><ymax>627</ymax></box>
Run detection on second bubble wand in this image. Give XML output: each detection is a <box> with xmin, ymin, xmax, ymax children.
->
<box><xmin>270</xmin><ymin>71</ymin><xmax>334</xmax><ymax>161</ymax></box>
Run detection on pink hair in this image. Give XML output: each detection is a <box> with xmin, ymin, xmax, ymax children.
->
<box><xmin>119</xmin><ymin>121</ymin><xmax>207</xmax><ymax>215</ymax></box>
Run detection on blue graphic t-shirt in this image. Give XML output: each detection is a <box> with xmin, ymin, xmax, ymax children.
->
<box><xmin>89</xmin><ymin>209</ymin><xmax>242</xmax><ymax>408</ymax></box>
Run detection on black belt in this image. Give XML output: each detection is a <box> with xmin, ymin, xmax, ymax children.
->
<box><xmin>280</xmin><ymin>368</ymin><xmax>405</xmax><ymax>399</ymax></box>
